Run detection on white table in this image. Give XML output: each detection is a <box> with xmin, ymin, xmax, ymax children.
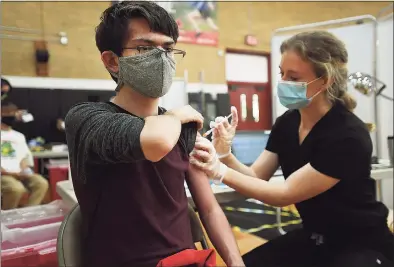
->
<box><xmin>56</xmin><ymin>166</ymin><xmax>393</xmax><ymax>235</ymax></box>
<box><xmin>32</xmin><ymin>151</ymin><xmax>69</xmax><ymax>159</ymax></box>
<box><xmin>371</xmin><ymin>164</ymin><xmax>394</xmax><ymax>206</ymax></box>
<box><xmin>32</xmin><ymin>150</ymin><xmax>69</xmax><ymax>174</ymax></box>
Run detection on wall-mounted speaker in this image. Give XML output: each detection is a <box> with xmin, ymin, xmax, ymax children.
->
<box><xmin>34</xmin><ymin>41</ymin><xmax>50</xmax><ymax>77</ymax></box>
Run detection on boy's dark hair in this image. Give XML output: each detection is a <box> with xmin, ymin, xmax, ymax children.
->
<box><xmin>95</xmin><ymin>1</ymin><xmax>179</xmax><ymax>82</ymax></box>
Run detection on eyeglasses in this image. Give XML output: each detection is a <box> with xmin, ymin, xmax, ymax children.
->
<box><xmin>123</xmin><ymin>46</ymin><xmax>186</xmax><ymax>62</ymax></box>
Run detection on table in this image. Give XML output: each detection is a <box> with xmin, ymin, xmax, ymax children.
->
<box><xmin>371</xmin><ymin>164</ymin><xmax>394</xmax><ymax>205</ymax></box>
<box><xmin>56</xmin><ymin>166</ymin><xmax>393</xmax><ymax>235</ymax></box>
<box><xmin>32</xmin><ymin>150</ymin><xmax>70</xmax><ymax>200</ymax></box>
<box><xmin>32</xmin><ymin>150</ymin><xmax>69</xmax><ymax>174</ymax></box>
<box><xmin>32</xmin><ymin>151</ymin><xmax>69</xmax><ymax>159</ymax></box>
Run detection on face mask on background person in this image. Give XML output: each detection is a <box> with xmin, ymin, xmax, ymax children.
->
<box><xmin>1</xmin><ymin>111</ymin><xmax>34</xmax><ymax>127</ymax></box>
<box><xmin>1</xmin><ymin>116</ymin><xmax>15</xmax><ymax>127</ymax></box>
<box><xmin>277</xmin><ymin>77</ymin><xmax>322</xmax><ymax>110</ymax></box>
<box><xmin>109</xmin><ymin>48</ymin><xmax>176</xmax><ymax>98</ymax></box>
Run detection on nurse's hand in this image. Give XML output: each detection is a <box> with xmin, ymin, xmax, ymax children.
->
<box><xmin>211</xmin><ymin>106</ymin><xmax>238</xmax><ymax>158</ymax></box>
<box><xmin>190</xmin><ymin>135</ymin><xmax>227</xmax><ymax>181</ymax></box>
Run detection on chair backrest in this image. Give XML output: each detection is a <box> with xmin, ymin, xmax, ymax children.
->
<box><xmin>57</xmin><ymin>204</ymin><xmax>83</xmax><ymax>267</ymax></box>
<box><xmin>56</xmin><ymin>204</ymin><xmax>209</xmax><ymax>267</ymax></box>
<box><xmin>188</xmin><ymin>204</ymin><xmax>209</xmax><ymax>249</ymax></box>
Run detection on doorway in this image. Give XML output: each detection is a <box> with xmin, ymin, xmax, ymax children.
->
<box><xmin>228</xmin><ymin>82</ymin><xmax>272</xmax><ymax>131</ymax></box>
<box><xmin>225</xmin><ymin>49</ymin><xmax>272</xmax><ymax>131</ymax></box>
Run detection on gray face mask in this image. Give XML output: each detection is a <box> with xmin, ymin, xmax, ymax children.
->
<box><xmin>109</xmin><ymin>48</ymin><xmax>176</xmax><ymax>98</ymax></box>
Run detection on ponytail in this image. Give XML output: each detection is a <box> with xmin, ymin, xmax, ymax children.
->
<box><xmin>340</xmin><ymin>92</ymin><xmax>357</xmax><ymax>112</ymax></box>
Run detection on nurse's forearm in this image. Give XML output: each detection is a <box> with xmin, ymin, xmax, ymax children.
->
<box><xmin>223</xmin><ymin>168</ymin><xmax>290</xmax><ymax>207</ymax></box>
<box><xmin>220</xmin><ymin>154</ymin><xmax>257</xmax><ymax>178</ymax></box>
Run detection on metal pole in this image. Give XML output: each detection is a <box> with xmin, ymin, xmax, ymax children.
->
<box><xmin>199</xmin><ymin>70</ymin><xmax>206</xmax><ymax>129</ymax></box>
<box><xmin>378</xmin><ymin>12</ymin><xmax>393</xmax><ymax>22</ymax></box>
<box><xmin>0</xmin><ymin>34</ymin><xmax>59</xmax><ymax>43</ymax></box>
<box><xmin>273</xmin><ymin>15</ymin><xmax>376</xmax><ymax>35</ymax></box>
<box><xmin>375</xmin><ymin>4</ymin><xmax>394</xmax><ymax>159</ymax></box>
<box><xmin>372</xmin><ymin>19</ymin><xmax>380</xmax><ymax>158</ymax></box>
<box><xmin>0</xmin><ymin>26</ymin><xmax>42</xmax><ymax>34</ymax></box>
<box><xmin>184</xmin><ymin>69</ymin><xmax>189</xmax><ymax>108</ymax></box>
<box><xmin>276</xmin><ymin>207</ymin><xmax>286</xmax><ymax>235</ymax></box>
<box><xmin>270</xmin><ymin>34</ymin><xmax>279</xmax><ymax>121</ymax></box>
<box><xmin>377</xmin><ymin>3</ymin><xmax>393</xmax><ymax>19</ymax></box>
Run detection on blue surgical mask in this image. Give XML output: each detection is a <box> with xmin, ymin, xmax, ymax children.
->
<box><xmin>277</xmin><ymin>77</ymin><xmax>322</xmax><ymax>109</ymax></box>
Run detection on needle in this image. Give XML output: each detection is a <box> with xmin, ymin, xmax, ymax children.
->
<box><xmin>203</xmin><ymin>113</ymin><xmax>233</xmax><ymax>137</ymax></box>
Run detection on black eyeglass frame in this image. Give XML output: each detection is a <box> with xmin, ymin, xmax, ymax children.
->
<box><xmin>122</xmin><ymin>46</ymin><xmax>186</xmax><ymax>58</ymax></box>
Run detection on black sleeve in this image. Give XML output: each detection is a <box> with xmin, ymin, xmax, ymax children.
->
<box><xmin>179</xmin><ymin>122</ymin><xmax>198</xmax><ymax>155</ymax></box>
<box><xmin>65</xmin><ymin>103</ymin><xmax>146</xmax><ymax>164</ymax></box>
<box><xmin>265</xmin><ymin>113</ymin><xmax>287</xmax><ymax>154</ymax></box>
<box><xmin>310</xmin><ymin>137</ymin><xmax>372</xmax><ymax>180</ymax></box>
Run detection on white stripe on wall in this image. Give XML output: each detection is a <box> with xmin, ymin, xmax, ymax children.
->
<box><xmin>3</xmin><ymin>76</ymin><xmax>117</xmax><ymax>91</ymax></box>
<box><xmin>2</xmin><ymin>75</ymin><xmax>229</xmax><ymax>96</ymax></box>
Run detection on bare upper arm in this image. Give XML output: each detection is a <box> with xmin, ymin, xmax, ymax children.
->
<box><xmin>186</xmin><ymin>165</ymin><xmax>219</xmax><ymax>214</ymax></box>
<box><xmin>282</xmin><ymin>163</ymin><xmax>339</xmax><ymax>205</ymax></box>
<box><xmin>251</xmin><ymin>150</ymin><xmax>279</xmax><ymax>181</ymax></box>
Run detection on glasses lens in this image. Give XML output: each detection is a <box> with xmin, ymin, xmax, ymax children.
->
<box><xmin>169</xmin><ymin>51</ymin><xmax>185</xmax><ymax>64</ymax></box>
<box><xmin>138</xmin><ymin>46</ymin><xmax>155</xmax><ymax>54</ymax></box>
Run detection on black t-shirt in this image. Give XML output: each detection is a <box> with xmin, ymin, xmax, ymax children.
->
<box><xmin>266</xmin><ymin>102</ymin><xmax>390</xmax><ymax>241</ymax></box>
<box><xmin>65</xmin><ymin>102</ymin><xmax>197</xmax><ymax>267</ymax></box>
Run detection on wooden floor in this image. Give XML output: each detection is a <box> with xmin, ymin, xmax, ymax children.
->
<box><xmin>196</xmin><ymin>227</ymin><xmax>267</xmax><ymax>267</ymax></box>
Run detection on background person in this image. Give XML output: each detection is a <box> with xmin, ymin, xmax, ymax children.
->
<box><xmin>1</xmin><ymin>101</ymin><xmax>48</xmax><ymax>210</ymax></box>
<box><xmin>187</xmin><ymin>1</ymin><xmax>218</xmax><ymax>38</ymax></box>
<box><xmin>190</xmin><ymin>31</ymin><xmax>394</xmax><ymax>267</ymax></box>
<box><xmin>1</xmin><ymin>77</ymin><xmax>12</xmax><ymax>101</ymax></box>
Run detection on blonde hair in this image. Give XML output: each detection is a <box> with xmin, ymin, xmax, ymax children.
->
<box><xmin>280</xmin><ymin>31</ymin><xmax>357</xmax><ymax>111</ymax></box>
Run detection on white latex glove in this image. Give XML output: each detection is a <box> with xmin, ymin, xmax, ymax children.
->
<box><xmin>190</xmin><ymin>135</ymin><xmax>228</xmax><ymax>183</ymax></box>
<box><xmin>211</xmin><ymin>106</ymin><xmax>238</xmax><ymax>158</ymax></box>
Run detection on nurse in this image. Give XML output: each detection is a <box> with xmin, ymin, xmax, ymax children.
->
<box><xmin>190</xmin><ymin>31</ymin><xmax>394</xmax><ymax>267</ymax></box>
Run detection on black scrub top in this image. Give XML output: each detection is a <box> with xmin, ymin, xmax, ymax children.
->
<box><xmin>266</xmin><ymin>101</ymin><xmax>390</xmax><ymax>242</ymax></box>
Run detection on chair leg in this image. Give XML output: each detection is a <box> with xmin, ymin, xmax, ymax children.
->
<box><xmin>276</xmin><ymin>207</ymin><xmax>286</xmax><ymax>235</ymax></box>
<box><xmin>200</xmin><ymin>237</ymin><xmax>209</xmax><ymax>250</ymax></box>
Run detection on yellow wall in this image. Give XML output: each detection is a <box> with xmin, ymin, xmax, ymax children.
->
<box><xmin>1</xmin><ymin>1</ymin><xmax>389</xmax><ymax>83</ymax></box>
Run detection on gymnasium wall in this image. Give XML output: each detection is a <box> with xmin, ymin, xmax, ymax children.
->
<box><xmin>1</xmin><ymin>1</ymin><xmax>389</xmax><ymax>83</ymax></box>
